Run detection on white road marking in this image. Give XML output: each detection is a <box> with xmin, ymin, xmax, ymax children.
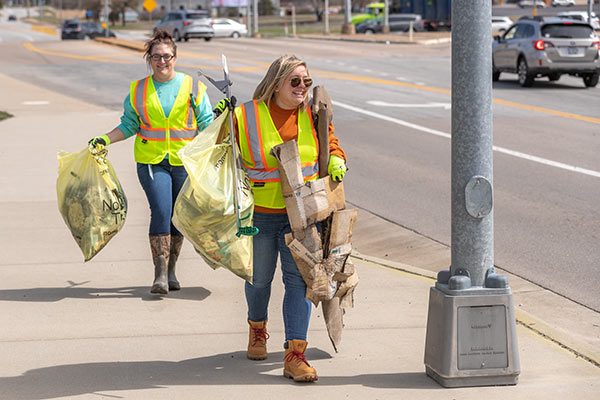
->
<box><xmin>22</xmin><ymin>100</ymin><xmax>49</xmax><ymax>105</ymax></box>
<box><xmin>333</xmin><ymin>100</ymin><xmax>600</xmax><ymax>179</ymax></box>
<box><xmin>368</xmin><ymin>100</ymin><xmax>451</xmax><ymax>109</ymax></box>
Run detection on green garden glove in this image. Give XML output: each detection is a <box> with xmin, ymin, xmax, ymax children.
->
<box><xmin>213</xmin><ymin>96</ymin><xmax>237</xmax><ymax>117</ymax></box>
<box><xmin>88</xmin><ymin>134</ymin><xmax>110</xmax><ymax>152</ymax></box>
<box><xmin>328</xmin><ymin>155</ymin><xmax>347</xmax><ymax>182</ymax></box>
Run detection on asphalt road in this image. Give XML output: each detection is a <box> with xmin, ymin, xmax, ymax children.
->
<box><xmin>1</xmin><ymin>21</ymin><xmax>599</xmax><ymax>312</ymax></box>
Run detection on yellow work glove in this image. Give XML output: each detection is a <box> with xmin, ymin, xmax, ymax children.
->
<box><xmin>88</xmin><ymin>134</ymin><xmax>110</xmax><ymax>152</ymax></box>
<box><xmin>328</xmin><ymin>155</ymin><xmax>347</xmax><ymax>182</ymax></box>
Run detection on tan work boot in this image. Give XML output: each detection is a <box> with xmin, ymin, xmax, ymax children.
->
<box><xmin>283</xmin><ymin>340</ymin><xmax>318</xmax><ymax>382</ymax></box>
<box><xmin>247</xmin><ymin>320</ymin><xmax>269</xmax><ymax>360</ymax></box>
<box><xmin>168</xmin><ymin>234</ymin><xmax>184</xmax><ymax>291</ymax></box>
<box><xmin>149</xmin><ymin>234</ymin><xmax>170</xmax><ymax>295</ymax></box>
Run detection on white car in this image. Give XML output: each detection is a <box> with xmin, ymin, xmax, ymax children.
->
<box><xmin>492</xmin><ymin>16</ymin><xmax>513</xmax><ymax>34</ymax></box>
<box><xmin>557</xmin><ymin>11</ymin><xmax>600</xmax><ymax>29</ymax></box>
<box><xmin>518</xmin><ymin>0</ymin><xmax>547</xmax><ymax>8</ymax></box>
<box><xmin>211</xmin><ymin>18</ymin><xmax>248</xmax><ymax>38</ymax></box>
<box><xmin>552</xmin><ymin>0</ymin><xmax>576</xmax><ymax>6</ymax></box>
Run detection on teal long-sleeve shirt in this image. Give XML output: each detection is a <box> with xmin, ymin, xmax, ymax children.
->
<box><xmin>117</xmin><ymin>72</ymin><xmax>213</xmax><ymax>138</ymax></box>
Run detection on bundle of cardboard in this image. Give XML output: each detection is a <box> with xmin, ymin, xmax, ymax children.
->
<box><xmin>271</xmin><ymin>140</ymin><xmax>358</xmax><ymax>351</ymax></box>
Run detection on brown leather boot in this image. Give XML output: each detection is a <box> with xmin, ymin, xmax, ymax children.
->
<box><xmin>149</xmin><ymin>234</ymin><xmax>170</xmax><ymax>294</ymax></box>
<box><xmin>283</xmin><ymin>340</ymin><xmax>318</xmax><ymax>382</ymax></box>
<box><xmin>247</xmin><ymin>320</ymin><xmax>269</xmax><ymax>360</ymax></box>
<box><xmin>168</xmin><ymin>234</ymin><xmax>184</xmax><ymax>291</ymax></box>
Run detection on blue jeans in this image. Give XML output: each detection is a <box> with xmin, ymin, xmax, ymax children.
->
<box><xmin>136</xmin><ymin>159</ymin><xmax>188</xmax><ymax>236</ymax></box>
<box><xmin>245</xmin><ymin>212</ymin><xmax>312</xmax><ymax>341</ymax></box>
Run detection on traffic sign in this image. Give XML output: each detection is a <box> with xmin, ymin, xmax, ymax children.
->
<box><xmin>143</xmin><ymin>0</ymin><xmax>157</xmax><ymax>13</ymax></box>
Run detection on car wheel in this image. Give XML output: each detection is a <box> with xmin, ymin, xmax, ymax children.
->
<box><xmin>204</xmin><ymin>37</ymin><xmax>211</xmax><ymax>42</ymax></box>
<box><xmin>184</xmin><ymin>35</ymin><xmax>189</xmax><ymax>42</ymax></box>
<box><xmin>517</xmin><ymin>58</ymin><xmax>534</xmax><ymax>87</ymax></box>
<box><xmin>173</xmin><ymin>30</ymin><xmax>181</xmax><ymax>42</ymax></box>
<box><xmin>582</xmin><ymin>72</ymin><xmax>599</xmax><ymax>88</ymax></box>
<box><xmin>365</xmin><ymin>29</ymin><xmax>375</xmax><ymax>35</ymax></box>
<box><xmin>492</xmin><ymin>68</ymin><xmax>501</xmax><ymax>82</ymax></box>
<box><xmin>548</xmin><ymin>73</ymin><xmax>561</xmax><ymax>82</ymax></box>
<box><xmin>232</xmin><ymin>31</ymin><xmax>241</xmax><ymax>39</ymax></box>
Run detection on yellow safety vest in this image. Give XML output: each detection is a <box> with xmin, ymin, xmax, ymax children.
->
<box><xmin>235</xmin><ymin>100</ymin><xmax>319</xmax><ymax>209</ymax></box>
<box><xmin>129</xmin><ymin>73</ymin><xmax>206</xmax><ymax>166</ymax></box>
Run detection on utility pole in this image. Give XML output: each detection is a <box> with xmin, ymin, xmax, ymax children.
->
<box><xmin>382</xmin><ymin>0</ymin><xmax>389</xmax><ymax>34</ymax></box>
<box><xmin>252</xmin><ymin>0</ymin><xmax>259</xmax><ymax>37</ymax></box>
<box><xmin>324</xmin><ymin>0</ymin><xmax>330</xmax><ymax>34</ymax></box>
<box><xmin>246</xmin><ymin>1</ymin><xmax>252</xmax><ymax>37</ymax></box>
<box><xmin>341</xmin><ymin>0</ymin><xmax>354</xmax><ymax>34</ymax></box>
<box><xmin>423</xmin><ymin>0</ymin><xmax>520</xmax><ymax>387</ymax></box>
<box><xmin>587</xmin><ymin>0</ymin><xmax>593</xmax><ymax>27</ymax></box>
<box><xmin>103</xmin><ymin>0</ymin><xmax>109</xmax><ymax>37</ymax></box>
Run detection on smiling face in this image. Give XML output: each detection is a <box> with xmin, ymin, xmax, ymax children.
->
<box><xmin>274</xmin><ymin>65</ymin><xmax>312</xmax><ymax>110</ymax></box>
<box><xmin>149</xmin><ymin>43</ymin><xmax>177</xmax><ymax>82</ymax></box>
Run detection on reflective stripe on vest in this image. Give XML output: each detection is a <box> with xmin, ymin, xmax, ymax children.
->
<box><xmin>235</xmin><ymin>100</ymin><xmax>319</xmax><ymax>209</ymax></box>
<box><xmin>130</xmin><ymin>74</ymin><xmax>205</xmax><ymax>165</ymax></box>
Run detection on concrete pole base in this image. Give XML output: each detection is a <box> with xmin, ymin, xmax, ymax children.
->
<box><xmin>341</xmin><ymin>23</ymin><xmax>355</xmax><ymax>34</ymax></box>
<box><xmin>252</xmin><ymin>32</ymin><xmax>261</xmax><ymax>38</ymax></box>
<box><xmin>382</xmin><ymin>26</ymin><xmax>390</xmax><ymax>34</ymax></box>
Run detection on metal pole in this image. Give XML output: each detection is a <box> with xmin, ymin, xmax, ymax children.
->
<box><xmin>451</xmin><ymin>0</ymin><xmax>493</xmax><ymax>287</ymax></box>
<box><xmin>104</xmin><ymin>0</ymin><xmax>109</xmax><ymax>37</ymax></box>
<box><xmin>341</xmin><ymin>0</ymin><xmax>354</xmax><ymax>34</ymax></box>
<box><xmin>587</xmin><ymin>0</ymin><xmax>593</xmax><ymax>27</ymax></box>
<box><xmin>291</xmin><ymin>4</ymin><xmax>296</xmax><ymax>37</ymax></box>
<box><xmin>246</xmin><ymin>1</ymin><xmax>252</xmax><ymax>37</ymax></box>
<box><xmin>253</xmin><ymin>0</ymin><xmax>259</xmax><ymax>37</ymax></box>
<box><xmin>423</xmin><ymin>0</ymin><xmax>520</xmax><ymax>387</ymax></box>
<box><xmin>383</xmin><ymin>0</ymin><xmax>389</xmax><ymax>34</ymax></box>
<box><xmin>324</xmin><ymin>0</ymin><xmax>330</xmax><ymax>34</ymax></box>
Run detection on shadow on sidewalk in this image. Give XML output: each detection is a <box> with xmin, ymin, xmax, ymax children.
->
<box><xmin>0</xmin><ymin>284</ymin><xmax>211</xmax><ymax>302</ymax></box>
<box><xmin>0</xmin><ymin>349</ymin><xmax>437</xmax><ymax>399</ymax></box>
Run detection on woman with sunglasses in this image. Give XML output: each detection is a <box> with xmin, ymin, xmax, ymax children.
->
<box><xmin>88</xmin><ymin>30</ymin><xmax>214</xmax><ymax>295</ymax></box>
<box><xmin>230</xmin><ymin>55</ymin><xmax>347</xmax><ymax>382</ymax></box>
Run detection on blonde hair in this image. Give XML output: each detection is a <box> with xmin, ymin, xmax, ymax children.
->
<box><xmin>253</xmin><ymin>55</ymin><xmax>310</xmax><ymax>105</ymax></box>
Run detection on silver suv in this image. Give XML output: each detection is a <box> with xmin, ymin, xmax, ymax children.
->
<box><xmin>154</xmin><ymin>10</ymin><xmax>214</xmax><ymax>42</ymax></box>
<box><xmin>492</xmin><ymin>17</ymin><xmax>600</xmax><ymax>87</ymax></box>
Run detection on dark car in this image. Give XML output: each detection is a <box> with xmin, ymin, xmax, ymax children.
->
<box><xmin>61</xmin><ymin>20</ymin><xmax>115</xmax><ymax>40</ymax></box>
<box><xmin>356</xmin><ymin>14</ymin><xmax>424</xmax><ymax>34</ymax></box>
<box><xmin>8</xmin><ymin>15</ymin><xmax>17</xmax><ymax>21</ymax></box>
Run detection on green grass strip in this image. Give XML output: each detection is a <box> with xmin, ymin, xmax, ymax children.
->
<box><xmin>0</xmin><ymin>111</ymin><xmax>13</xmax><ymax>122</ymax></box>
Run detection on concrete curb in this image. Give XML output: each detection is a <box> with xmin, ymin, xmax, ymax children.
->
<box><xmin>94</xmin><ymin>37</ymin><xmax>145</xmax><ymax>52</ymax></box>
<box><xmin>351</xmin><ymin>251</ymin><xmax>600</xmax><ymax>368</ymax></box>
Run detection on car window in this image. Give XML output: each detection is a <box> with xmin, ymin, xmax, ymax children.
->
<box><xmin>65</xmin><ymin>22</ymin><xmax>79</xmax><ymax>29</ymax></box>
<box><xmin>542</xmin><ymin>24</ymin><xmax>594</xmax><ymax>38</ymax></box>
<box><xmin>503</xmin><ymin>25</ymin><xmax>518</xmax><ymax>40</ymax></box>
<box><xmin>185</xmin><ymin>12</ymin><xmax>209</xmax><ymax>20</ymax></box>
<box><xmin>513</xmin><ymin>24</ymin><xmax>531</xmax><ymax>39</ymax></box>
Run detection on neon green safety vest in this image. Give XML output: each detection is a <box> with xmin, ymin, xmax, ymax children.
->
<box><xmin>129</xmin><ymin>74</ymin><xmax>206</xmax><ymax>166</ymax></box>
<box><xmin>235</xmin><ymin>100</ymin><xmax>319</xmax><ymax>209</ymax></box>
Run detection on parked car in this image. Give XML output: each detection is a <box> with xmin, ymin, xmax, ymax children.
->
<box><xmin>212</xmin><ymin>18</ymin><xmax>248</xmax><ymax>38</ymax></box>
<box><xmin>61</xmin><ymin>20</ymin><xmax>116</xmax><ymax>40</ymax></box>
<box><xmin>154</xmin><ymin>10</ymin><xmax>214</xmax><ymax>42</ymax></box>
<box><xmin>518</xmin><ymin>0</ymin><xmax>547</xmax><ymax>8</ymax></box>
<box><xmin>356</xmin><ymin>14</ymin><xmax>424</xmax><ymax>34</ymax></box>
<box><xmin>552</xmin><ymin>0</ymin><xmax>576</xmax><ymax>6</ymax></box>
<box><xmin>557</xmin><ymin>11</ymin><xmax>600</xmax><ymax>30</ymax></box>
<box><xmin>123</xmin><ymin>8</ymin><xmax>139</xmax><ymax>23</ymax></box>
<box><xmin>492</xmin><ymin>16</ymin><xmax>514</xmax><ymax>34</ymax></box>
<box><xmin>492</xmin><ymin>17</ymin><xmax>600</xmax><ymax>87</ymax></box>
<box><xmin>8</xmin><ymin>15</ymin><xmax>17</xmax><ymax>21</ymax></box>
<box><xmin>60</xmin><ymin>19</ymin><xmax>116</xmax><ymax>40</ymax></box>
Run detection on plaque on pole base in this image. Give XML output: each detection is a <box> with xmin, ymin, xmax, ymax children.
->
<box><xmin>424</xmin><ymin>283</ymin><xmax>520</xmax><ymax>388</ymax></box>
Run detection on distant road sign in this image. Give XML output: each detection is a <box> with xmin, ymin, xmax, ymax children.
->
<box><xmin>144</xmin><ymin>0</ymin><xmax>157</xmax><ymax>13</ymax></box>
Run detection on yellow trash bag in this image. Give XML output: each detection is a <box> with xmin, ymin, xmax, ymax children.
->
<box><xmin>173</xmin><ymin>111</ymin><xmax>254</xmax><ymax>282</ymax></box>
<box><xmin>56</xmin><ymin>145</ymin><xmax>127</xmax><ymax>261</ymax></box>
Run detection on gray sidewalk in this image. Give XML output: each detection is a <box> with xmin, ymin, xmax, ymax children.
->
<box><xmin>1</xmin><ymin>72</ymin><xmax>599</xmax><ymax>400</ymax></box>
